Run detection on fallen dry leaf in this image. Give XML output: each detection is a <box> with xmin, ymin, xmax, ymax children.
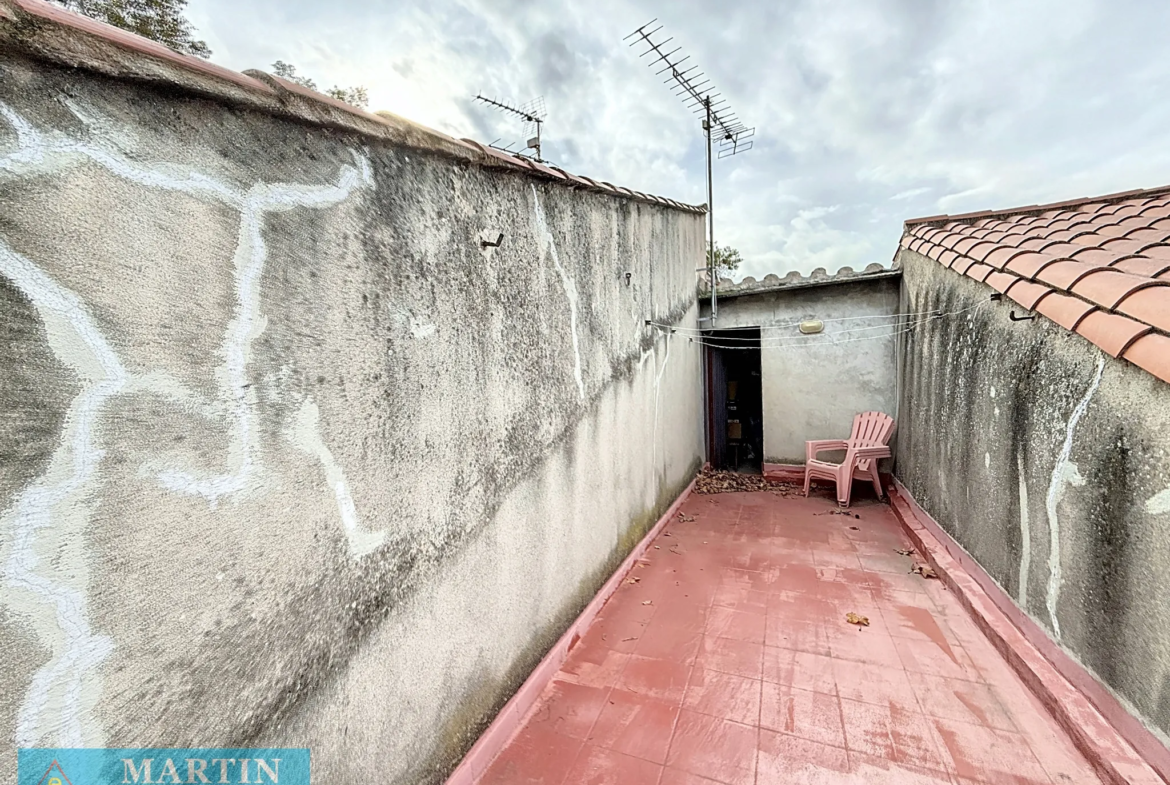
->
<box><xmin>654</xmin><ymin>545</ymin><xmax>660</xmax><ymax>550</ymax></box>
<box><xmin>677</xmin><ymin>512</ymin><xmax>696</xmax><ymax>522</ymax></box>
<box><xmin>641</xmin><ymin>600</ymin><xmax>653</xmax><ymax>606</ymax></box>
<box><xmin>626</xmin><ymin>577</ymin><xmax>641</xmax><ymax>585</ymax></box>
<box><xmin>895</xmin><ymin>548</ymin><xmax>915</xmax><ymax>556</ymax></box>
<box><xmin>848</xmin><ymin>525</ymin><xmax>860</xmax><ymax>531</ymax></box>
<box><xmin>911</xmin><ymin>563</ymin><xmax>939</xmax><ymax>579</ymax></box>
<box><xmin>845</xmin><ymin>612</ymin><xmax>870</xmax><ymax>627</ymax></box>
<box><xmin>694</xmin><ymin>467</ymin><xmax>799</xmax><ymax>495</ymax></box>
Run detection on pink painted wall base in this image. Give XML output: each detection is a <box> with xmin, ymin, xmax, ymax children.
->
<box><xmin>445</xmin><ymin>476</ymin><xmax>699</xmax><ymax>784</ymax></box>
<box><xmin>888</xmin><ymin>480</ymin><xmax>1169</xmax><ymax>785</ymax></box>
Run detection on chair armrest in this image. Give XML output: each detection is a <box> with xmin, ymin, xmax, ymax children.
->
<box><xmin>806</xmin><ymin>439</ymin><xmax>848</xmax><ymax>462</ymax></box>
<box><xmin>846</xmin><ymin>445</ymin><xmax>891</xmax><ymax>463</ymax></box>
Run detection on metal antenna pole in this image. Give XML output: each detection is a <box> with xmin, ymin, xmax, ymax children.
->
<box><xmin>475</xmin><ymin>94</ymin><xmax>548</xmax><ymax>163</ymax></box>
<box><xmin>624</xmin><ymin>19</ymin><xmax>754</xmax><ymax>324</ymax></box>
<box><xmin>705</xmin><ymin>97</ymin><xmax>716</xmax><ymax>321</ymax></box>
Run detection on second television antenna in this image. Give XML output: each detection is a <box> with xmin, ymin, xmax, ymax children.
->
<box><xmin>625</xmin><ymin>19</ymin><xmax>755</xmax><ymax>321</ymax></box>
<box><xmin>475</xmin><ymin>94</ymin><xmax>547</xmax><ymax>163</ymax></box>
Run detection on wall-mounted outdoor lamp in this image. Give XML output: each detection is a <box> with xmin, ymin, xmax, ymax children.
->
<box><xmin>799</xmin><ymin>320</ymin><xmax>824</xmax><ymax>334</ymax></box>
<box><xmin>481</xmin><ymin>232</ymin><xmax>504</xmax><ymax>248</ymax></box>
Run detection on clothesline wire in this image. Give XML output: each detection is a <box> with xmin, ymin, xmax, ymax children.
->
<box><xmin>650</xmin><ymin>300</ymin><xmax>989</xmax><ymax>351</ymax></box>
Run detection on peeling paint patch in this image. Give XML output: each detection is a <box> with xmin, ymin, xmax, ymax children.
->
<box><xmin>652</xmin><ymin>333</ymin><xmax>672</xmax><ymax>477</ymax></box>
<box><xmin>531</xmin><ymin>185</ymin><xmax>584</xmax><ymax>401</ymax></box>
<box><xmin>1044</xmin><ymin>355</ymin><xmax>1105</xmax><ymax>640</ymax></box>
<box><xmin>1147</xmin><ymin>488</ymin><xmax>1170</xmax><ymax>516</ymax></box>
<box><xmin>0</xmin><ymin>239</ymin><xmax>121</xmax><ymax>748</ymax></box>
<box><xmin>288</xmin><ymin>400</ymin><xmax>386</xmax><ymax>558</ymax></box>
<box><xmin>1017</xmin><ymin>451</ymin><xmax>1031</xmax><ymax>608</ymax></box>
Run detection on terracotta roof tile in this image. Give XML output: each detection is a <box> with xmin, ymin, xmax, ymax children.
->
<box><xmin>966</xmin><ymin>241</ymin><xmax>999</xmax><ymax>262</ymax></box>
<box><xmin>1070</xmin><ymin>270</ymin><xmax>1164</xmax><ymax>309</ymax></box>
<box><xmin>952</xmin><ymin>256</ymin><xmax>978</xmax><ymax>275</ymax></box>
<box><xmin>953</xmin><ymin>236</ymin><xmax>982</xmax><ymax>255</ymax></box>
<box><xmin>1139</xmin><ymin>203</ymin><xmax>1170</xmax><ymax>220</ymax></box>
<box><xmin>1005</xmin><ymin>252</ymin><xmax>1062</xmax><ymax>278</ymax></box>
<box><xmin>1035</xmin><ymin>293</ymin><xmax>1097</xmax><ymax>330</ymax></box>
<box><xmin>1035</xmin><ymin>260</ymin><xmax>1109</xmax><ymax>290</ymax></box>
<box><xmin>1075</xmin><ymin>311</ymin><xmax>1152</xmax><ymax>357</ymax></box>
<box><xmin>965</xmin><ymin>263</ymin><xmax>994</xmax><ymax>282</ymax></box>
<box><xmin>983</xmin><ymin>246</ymin><xmax>1028</xmax><ymax>269</ymax></box>
<box><xmin>1005</xmin><ymin>279</ymin><xmax>1055</xmax><ymax>310</ymax></box>
<box><xmin>1139</xmin><ymin>244</ymin><xmax>1170</xmax><ymax>260</ymax></box>
<box><xmin>1122</xmin><ymin>228</ymin><xmax>1170</xmax><ymax>244</ymax></box>
<box><xmin>1115</xmin><ymin>287</ymin><xmax>1170</xmax><ymax>333</ymax></box>
<box><xmin>985</xmin><ymin>271</ymin><xmax>1018</xmax><ymax>293</ymax></box>
<box><xmin>1122</xmin><ymin>333</ymin><xmax>1170</xmax><ymax>383</ymax></box>
<box><xmin>1112</xmin><ymin>257</ymin><xmax>1170</xmax><ymax>278</ymax></box>
<box><xmin>900</xmin><ymin>185</ymin><xmax>1170</xmax><ymax>384</ymax></box>
<box><xmin>1067</xmin><ymin>247</ymin><xmax>1123</xmax><ymax>265</ymax></box>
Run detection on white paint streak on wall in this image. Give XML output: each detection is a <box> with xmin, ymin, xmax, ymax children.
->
<box><xmin>0</xmin><ymin>103</ymin><xmax>380</xmax><ymax>746</ymax></box>
<box><xmin>288</xmin><ymin>400</ymin><xmax>387</xmax><ymax>558</ymax></box>
<box><xmin>531</xmin><ymin>185</ymin><xmax>585</xmax><ymax>400</ymax></box>
<box><xmin>1044</xmin><ymin>356</ymin><xmax>1105</xmax><ymax>640</ymax></box>
<box><xmin>1017</xmin><ymin>451</ymin><xmax>1031</xmax><ymax>608</ymax></box>
<box><xmin>652</xmin><ymin>333</ymin><xmax>672</xmax><ymax>477</ymax></box>
<box><xmin>1146</xmin><ymin>488</ymin><xmax>1170</xmax><ymax>516</ymax></box>
<box><xmin>0</xmin><ymin>240</ymin><xmax>122</xmax><ymax>748</ymax></box>
<box><xmin>158</xmin><ymin>157</ymin><xmax>372</xmax><ymax>504</ymax></box>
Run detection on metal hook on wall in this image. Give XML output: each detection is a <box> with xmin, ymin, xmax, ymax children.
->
<box><xmin>481</xmin><ymin>232</ymin><xmax>504</xmax><ymax>248</ymax></box>
<box><xmin>1009</xmin><ymin>310</ymin><xmax>1036</xmax><ymax>322</ymax></box>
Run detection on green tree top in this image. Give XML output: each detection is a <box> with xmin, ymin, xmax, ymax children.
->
<box><xmin>271</xmin><ymin>61</ymin><xmax>369</xmax><ymax>110</ymax></box>
<box><xmin>707</xmin><ymin>243</ymin><xmax>743</xmax><ymax>278</ymax></box>
<box><xmin>53</xmin><ymin>0</ymin><xmax>211</xmax><ymax>58</ymax></box>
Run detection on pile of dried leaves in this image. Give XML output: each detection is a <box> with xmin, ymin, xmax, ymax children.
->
<box><xmin>694</xmin><ymin>467</ymin><xmax>798</xmax><ymax>495</ymax></box>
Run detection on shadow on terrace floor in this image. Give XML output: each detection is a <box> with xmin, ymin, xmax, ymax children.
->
<box><xmin>476</xmin><ymin>486</ymin><xmax>1101</xmax><ymax>784</ymax></box>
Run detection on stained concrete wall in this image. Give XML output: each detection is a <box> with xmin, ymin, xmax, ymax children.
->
<box><xmin>702</xmin><ymin>275</ymin><xmax>901</xmax><ymax>464</ymax></box>
<box><xmin>0</xmin><ymin>37</ymin><xmax>705</xmax><ymax>782</ymax></box>
<box><xmin>896</xmin><ymin>249</ymin><xmax>1170</xmax><ymax>745</ymax></box>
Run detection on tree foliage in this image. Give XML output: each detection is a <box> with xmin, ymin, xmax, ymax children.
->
<box><xmin>271</xmin><ymin>61</ymin><xmax>369</xmax><ymax>110</ymax></box>
<box><xmin>707</xmin><ymin>243</ymin><xmax>743</xmax><ymax>277</ymax></box>
<box><xmin>53</xmin><ymin>0</ymin><xmax>211</xmax><ymax>58</ymax></box>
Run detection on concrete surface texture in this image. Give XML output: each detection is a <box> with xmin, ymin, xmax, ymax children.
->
<box><xmin>475</xmin><ymin>488</ymin><xmax>1103</xmax><ymax>784</ymax></box>
<box><xmin>895</xmin><ymin>249</ymin><xmax>1170</xmax><ymax>748</ymax></box>
<box><xmin>0</xmin><ymin>52</ymin><xmax>705</xmax><ymax>780</ymax></box>
<box><xmin>702</xmin><ymin>277</ymin><xmax>901</xmax><ymax>465</ymax></box>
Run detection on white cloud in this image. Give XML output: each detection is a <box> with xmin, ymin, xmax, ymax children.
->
<box><xmin>186</xmin><ymin>0</ymin><xmax>1170</xmax><ymax>279</ymax></box>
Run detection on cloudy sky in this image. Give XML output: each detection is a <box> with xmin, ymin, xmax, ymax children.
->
<box><xmin>186</xmin><ymin>0</ymin><xmax>1170</xmax><ymax>280</ymax></box>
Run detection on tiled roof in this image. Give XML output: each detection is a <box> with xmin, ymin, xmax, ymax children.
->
<box><xmin>901</xmin><ymin>188</ymin><xmax>1170</xmax><ymax>384</ymax></box>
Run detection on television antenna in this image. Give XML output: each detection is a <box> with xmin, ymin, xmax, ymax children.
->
<box><xmin>625</xmin><ymin>19</ymin><xmax>755</xmax><ymax>321</ymax></box>
<box><xmin>475</xmin><ymin>94</ymin><xmax>547</xmax><ymax>163</ymax></box>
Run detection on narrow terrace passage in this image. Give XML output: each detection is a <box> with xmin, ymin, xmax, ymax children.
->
<box><xmin>476</xmin><ymin>488</ymin><xmax>1102</xmax><ymax>784</ymax></box>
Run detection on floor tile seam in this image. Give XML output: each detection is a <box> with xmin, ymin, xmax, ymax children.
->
<box><xmin>878</xmin><ymin>640</ymin><xmax>965</xmax><ymax>780</ymax></box>
<box><xmin>838</xmin><ymin>717</ymin><xmax>956</xmax><ymax>781</ymax></box>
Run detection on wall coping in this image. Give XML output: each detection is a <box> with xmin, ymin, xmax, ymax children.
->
<box><xmin>0</xmin><ymin>0</ymin><xmax>705</xmax><ymax>215</ymax></box>
<box><xmin>703</xmin><ymin>264</ymin><xmax>900</xmax><ymax>301</ymax></box>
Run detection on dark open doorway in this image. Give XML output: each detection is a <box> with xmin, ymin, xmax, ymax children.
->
<box><xmin>705</xmin><ymin>328</ymin><xmax>763</xmax><ymax>472</ymax></box>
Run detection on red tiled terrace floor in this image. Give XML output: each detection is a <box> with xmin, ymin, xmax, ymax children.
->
<box><xmin>475</xmin><ymin>487</ymin><xmax>1103</xmax><ymax>784</ymax></box>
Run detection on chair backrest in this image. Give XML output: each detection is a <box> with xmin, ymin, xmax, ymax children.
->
<box><xmin>847</xmin><ymin>412</ymin><xmax>895</xmax><ymax>475</ymax></box>
<box><xmin>848</xmin><ymin>411</ymin><xmax>895</xmax><ymax>447</ymax></box>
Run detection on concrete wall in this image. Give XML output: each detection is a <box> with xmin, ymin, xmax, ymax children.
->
<box><xmin>702</xmin><ymin>275</ymin><xmax>901</xmax><ymax>464</ymax></box>
<box><xmin>0</xmin><ymin>36</ymin><xmax>706</xmax><ymax>781</ymax></box>
<box><xmin>896</xmin><ymin>249</ymin><xmax>1170</xmax><ymax>745</ymax></box>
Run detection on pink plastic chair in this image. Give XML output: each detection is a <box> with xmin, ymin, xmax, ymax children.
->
<box><xmin>803</xmin><ymin>411</ymin><xmax>895</xmax><ymax>507</ymax></box>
